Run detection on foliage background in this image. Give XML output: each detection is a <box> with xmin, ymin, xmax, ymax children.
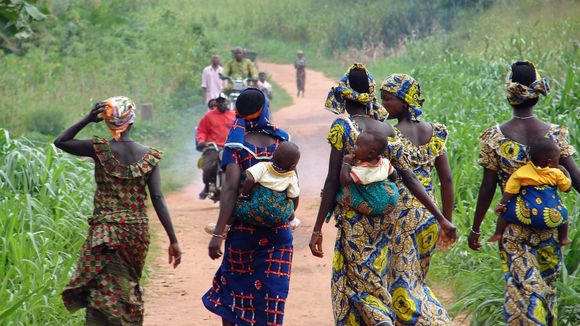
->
<box><xmin>0</xmin><ymin>0</ymin><xmax>578</xmax><ymax>324</ymax></box>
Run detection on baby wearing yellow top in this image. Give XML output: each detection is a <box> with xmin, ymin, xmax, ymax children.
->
<box><xmin>491</xmin><ymin>138</ymin><xmax>572</xmax><ymax>246</ymax></box>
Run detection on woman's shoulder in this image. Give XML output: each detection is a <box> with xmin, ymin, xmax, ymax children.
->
<box><xmin>547</xmin><ymin>124</ymin><xmax>576</xmax><ymax>157</ymax></box>
<box><xmin>478</xmin><ymin>124</ymin><xmax>502</xmax><ymax>146</ymax></box>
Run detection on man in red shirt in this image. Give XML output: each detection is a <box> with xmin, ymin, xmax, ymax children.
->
<box><xmin>196</xmin><ymin>93</ymin><xmax>236</xmax><ymax>199</ymax></box>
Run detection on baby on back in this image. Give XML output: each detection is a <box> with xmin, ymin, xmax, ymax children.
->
<box><xmin>338</xmin><ymin>125</ymin><xmax>399</xmax><ymax>216</ymax></box>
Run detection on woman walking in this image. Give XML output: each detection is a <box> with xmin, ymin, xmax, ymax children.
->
<box><xmin>380</xmin><ymin>74</ymin><xmax>453</xmax><ymax>325</ymax></box>
<box><xmin>309</xmin><ymin>64</ymin><xmax>455</xmax><ymax>326</ymax></box>
<box><xmin>55</xmin><ymin>96</ymin><xmax>181</xmax><ymax>325</ymax></box>
<box><xmin>203</xmin><ymin>88</ymin><xmax>293</xmax><ymax>326</ymax></box>
<box><xmin>469</xmin><ymin>61</ymin><xmax>578</xmax><ymax>325</ymax></box>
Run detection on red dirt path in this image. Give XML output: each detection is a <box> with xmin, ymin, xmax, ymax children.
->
<box><xmin>143</xmin><ymin>62</ymin><xmax>461</xmax><ymax>325</ymax></box>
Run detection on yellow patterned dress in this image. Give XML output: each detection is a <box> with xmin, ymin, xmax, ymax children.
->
<box><xmin>478</xmin><ymin>124</ymin><xmax>575</xmax><ymax>326</ymax></box>
<box><xmin>386</xmin><ymin>124</ymin><xmax>451</xmax><ymax>325</ymax></box>
<box><xmin>326</xmin><ymin>117</ymin><xmax>396</xmax><ymax>326</ymax></box>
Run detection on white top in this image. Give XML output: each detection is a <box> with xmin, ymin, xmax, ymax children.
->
<box><xmin>201</xmin><ymin>65</ymin><xmax>225</xmax><ymax>104</ymax></box>
<box><xmin>257</xmin><ymin>80</ymin><xmax>272</xmax><ymax>93</ymax></box>
<box><xmin>246</xmin><ymin>162</ymin><xmax>299</xmax><ymax>198</ymax></box>
<box><xmin>350</xmin><ymin>158</ymin><xmax>395</xmax><ymax>185</ymax></box>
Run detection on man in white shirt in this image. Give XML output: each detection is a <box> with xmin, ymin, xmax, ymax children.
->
<box><xmin>201</xmin><ymin>55</ymin><xmax>225</xmax><ymax>105</ymax></box>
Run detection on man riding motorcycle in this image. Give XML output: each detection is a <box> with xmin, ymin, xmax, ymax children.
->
<box><xmin>221</xmin><ymin>47</ymin><xmax>258</xmax><ymax>91</ymax></box>
<box><xmin>196</xmin><ymin>93</ymin><xmax>236</xmax><ymax>200</ymax></box>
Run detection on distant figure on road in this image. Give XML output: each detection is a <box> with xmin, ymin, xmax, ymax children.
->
<box><xmin>201</xmin><ymin>54</ymin><xmax>225</xmax><ymax>105</ymax></box>
<box><xmin>294</xmin><ymin>50</ymin><xmax>306</xmax><ymax>97</ymax></box>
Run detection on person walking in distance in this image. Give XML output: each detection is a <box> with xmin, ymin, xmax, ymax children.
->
<box><xmin>201</xmin><ymin>54</ymin><xmax>225</xmax><ymax>105</ymax></box>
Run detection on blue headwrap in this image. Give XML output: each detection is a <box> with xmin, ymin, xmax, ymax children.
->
<box><xmin>222</xmin><ymin>88</ymin><xmax>289</xmax><ymax>167</ymax></box>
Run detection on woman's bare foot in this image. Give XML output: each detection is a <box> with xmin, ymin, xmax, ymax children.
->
<box><xmin>559</xmin><ymin>238</ymin><xmax>572</xmax><ymax>246</ymax></box>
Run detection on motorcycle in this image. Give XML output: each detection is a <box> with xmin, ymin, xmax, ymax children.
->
<box><xmin>222</xmin><ymin>77</ymin><xmax>254</xmax><ymax>110</ymax></box>
<box><xmin>195</xmin><ymin>139</ymin><xmax>225</xmax><ymax>202</ymax></box>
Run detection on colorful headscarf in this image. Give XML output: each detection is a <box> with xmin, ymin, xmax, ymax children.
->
<box><xmin>324</xmin><ymin>63</ymin><xmax>388</xmax><ymax>121</ymax></box>
<box><xmin>505</xmin><ymin>61</ymin><xmax>550</xmax><ymax>106</ymax></box>
<box><xmin>380</xmin><ymin>74</ymin><xmax>424</xmax><ymax>121</ymax></box>
<box><xmin>223</xmin><ymin>88</ymin><xmax>289</xmax><ymax>157</ymax></box>
<box><xmin>102</xmin><ymin>96</ymin><xmax>136</xmax><ymax>141</ymax></box>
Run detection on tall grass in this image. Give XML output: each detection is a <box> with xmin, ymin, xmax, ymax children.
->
<box><xmin>0</xmin><ymin>129</ymin><xmax>93</xmax><ymax>324</ymax></box>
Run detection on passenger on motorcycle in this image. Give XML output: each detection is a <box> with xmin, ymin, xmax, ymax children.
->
<box><xmin>196</xmin><ymin>93</ymin><xmax>236</xmax><ymax>200</ymax></box>
<box><xmin>221</xmin><ymin>47</ymin><xmax>258</xmax><ymax>91</ymax></box>
<box><xmin>257</xmin><ymin>72</ymin><xmax>273</xmax><ymax>100</ymax></box>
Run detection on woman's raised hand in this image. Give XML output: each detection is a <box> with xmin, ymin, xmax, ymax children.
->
<box><xmin>309</xmin><ymin>231</ymin><xmax>324</xmax><ymax>258</ymax></box>
<box><xmin>168</xmin><ymin>242</ymin><xmax>182</xmax><ymax>268</ymax></box>
<box><xmin>87</xmin><ymin>101</ymin><xmax>107</xmax><ymax>123</ymax></box>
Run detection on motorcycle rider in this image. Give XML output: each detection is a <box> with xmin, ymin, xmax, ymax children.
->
<box><xmin>221</xmin><ymin>47</ymin><xmax>258</xmax><ymax>91</ymax></box>
<box><xmin>196</xmin><ymin>93</ymin><xmax>236</xmax><ymax>200</ymax></box>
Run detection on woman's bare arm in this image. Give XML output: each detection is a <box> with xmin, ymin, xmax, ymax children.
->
<box><xmin>468</xmin><ymin>168</ymin><xmax>498</xmax><ymax>251</ymax></box>
<box><xmin>434</xmin><ymin>153</ymin><xmax>454</xmax><ymax>222</ymax></box>
<box><xmin>208</xmin><ymin>163</ymin><xmax>241</xmax><ymax>259</ymax></box>
<box><xmin>309</xmin><ymin>147</ymin><xmax>342</xmax><ymax>258</ymax></box>
<box><xmin>560</xmin><ymin>156</ymin><xmax>579</xmax><ymax>192</ymax></box>
<box><xmin>54</xmin><ymin>103</ymin><xmax>106</xmax><ymax>158</ymax></box>
<box><xmin>147</xmin><ymin>167</ymin><xmax>181</xmax><ymax>268</ymax></box>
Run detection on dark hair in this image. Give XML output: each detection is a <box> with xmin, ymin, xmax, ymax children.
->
<box><xmin>361</xmin><ymin>128</ymin><xmax>388</xmax><ymax>155</ymax></box>
<box><xmin>235</xmin><ymin>89</ymin><xmax>265</xmax><ymax>117</ymax></box>
<box><xmin>511</xmin><ymin>62</ymin><xmax>539</xmax><ymax>108</ymax></box>
<box><xmin>529</xmin><ymin>137</ymin><xmax>559</xmax><ymax>166</ymax></box>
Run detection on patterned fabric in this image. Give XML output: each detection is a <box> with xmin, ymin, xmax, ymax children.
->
<box><xmin>223</xmin><ymin>88</ymin><xmax>290</xmax><ymax>170</ymax></box>
<box><xmin>337</xmin><ymin>180</ymin><xmax>399</xmax><ymax>217</ymax></box>
<box><xmin>235</xmin><ymin>184</ymin><xmax>294</xmax><ymax>227</ymax></box>
<box><xmin>502</xmin><ymin>185</ymin><xmax>568</xmax><ymax>229</ymax></box>
<box><xmin>324</xmin><ymin>63</ymin><xmax>388</xmax><ymax>121</ymax></box>
<box><xmin>102</xmin><ymin>96</ymin><xmax>137</xmax><ymax>141</ymax></box>
<box><xmin>62</xmin><ymin>137</ymin><xmax>163</xmax><ymax>324</ymax></box>
<box><xmin>478</xmin><ymin>124</ymin><xmax>575</xmax><ymax>189</ymax></box>
<box><xmin>325</xmin><ymin>116</ymin><xmax>395</xmax><ymax>325</ymax></box>
<box><xmin>380</xmin><ymin>74</ymin><xmax>425</xmax><ymax>122</ymax></box>
<box><xmin>478</xmin><ymin>124</ymin><xmax>575</xmax><ymax>325</ymax></box>
<box><xmin>386</xmin><ymin>123</ymin><xmax>451</xmax><ymax>325</ymax></box>
<box><xmin>505</xmin><ymin>61</ymin><xmax>550</xmax><ymax>106</ymax></box>
<box><xmin>203</xmin><ymin>131</ymin><xmax>293</xmax><ymax>325</ymax></box>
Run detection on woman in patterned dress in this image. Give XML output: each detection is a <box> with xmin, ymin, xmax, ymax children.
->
<box><xmin>55</xmin><ymin>97</ymin><xmax>182</xmax><ymax>325</ymax></box>
<box><xmin>203</xmin><ymin>88</ymin><xmax>293</xmax><ymax>326</ymax></box>
<box><xmin>309</xmin><ymin>64</ymin><xmax>456</xmax><ymax>326</ymax></box>
<box><xmin>469</xmin><ymin>61</ymin><xmax>579</xmax><ymax>325</ymax></box>
<box><xmin>380</xmin><ymin>74</ymin><xmax>453</xmax><ymax>325</ymax></box>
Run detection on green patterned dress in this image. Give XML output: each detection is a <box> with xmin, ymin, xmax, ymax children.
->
<box><xmin>62</xmin><ymin>137</ymin><xmax>163</xmax><ymax>325</ymax></box>
<box><xmin>386</xmin><ymin>124</ymin><xmax>451</xmax><ymax>325</ymax></box>
<box><xmin>478</xmin><ymin>124</ymin><xmax>575</xmax><ymax>325</ymax></box>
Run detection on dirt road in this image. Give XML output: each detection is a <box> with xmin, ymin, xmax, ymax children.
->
<box><xmin>143</xmin><ymin>63</ymin><xmax>460</xmax><ymax>325</ymax></box>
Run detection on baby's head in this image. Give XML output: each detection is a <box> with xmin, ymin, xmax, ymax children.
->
<box><xmin>529</xmin><ymin>138</ymin><xmax>560</xmax><ymax>168</ymax></box>
<box><xmin>354</xmin><ymin>126</ymin><xmax>388</xmax><ymax>162</ymax></box>
<box><xmin>272</xmin><ymin>141</ymin><xmax>301</xmax><ymax>172</ymax></box>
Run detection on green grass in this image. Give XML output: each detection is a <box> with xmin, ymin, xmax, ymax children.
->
<box><xmin>0</xmin><ymin>129</ymin><xmax>91</xmax><ymax>324</ymax></box>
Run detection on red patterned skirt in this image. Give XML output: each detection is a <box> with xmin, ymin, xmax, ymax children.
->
<box><xmin>62</xmin><ymin>214</ymin><xmax>149</xmax><ymax>325</ymax></box>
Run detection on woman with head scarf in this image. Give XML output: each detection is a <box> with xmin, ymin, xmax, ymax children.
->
<box><xmin>202</xmin><ymin>88</ymin><xmax>293</xmax><ymax>326</ymax></box>
<box><xmin>54</xmin><ymin>96</ymin><xmax>182</xmax><ymax>325</ymax></box>
<box><xmin>380</xmin><ymin>74</ymin><xmax>454</xmax><ymax>325</ymax></box>
<box><xmin>309</xmin><ymin>64</ymin><xmax>456</xmax><ymax>326</ymax></box>
<box><xmin>469</xmin><ymin>61</ymin><xmax>578</xmax><ymax>325</ymax></box>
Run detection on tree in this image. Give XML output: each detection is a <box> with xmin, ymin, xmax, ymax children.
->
<box><xmin>0</xmin><ymin>0</ymin><xmax>48</xmax><ymax>55</ymax></box>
